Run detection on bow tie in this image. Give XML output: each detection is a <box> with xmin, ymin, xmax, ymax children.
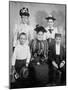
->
<box><xmin>48</xmin><ymin>29</ymin><xmax>53</xmax><ymax>33</ymax></box>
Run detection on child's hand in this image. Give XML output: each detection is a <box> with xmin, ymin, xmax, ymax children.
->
<box><xmin>11</xmin><ymin>66</ymin><xmax>15</xmax><ymax>75</ymax></box>
<box><xmin>60</xmin><ymin>62</ymin><xmax>64</xmax><ymax>68</ymax></box>
<box><xmin>52</xmin><ymin>61</ymin><xmax>58</xmax><ymax>69</ymax></box>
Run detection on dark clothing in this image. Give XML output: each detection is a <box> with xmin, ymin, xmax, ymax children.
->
<box><xmin>30</xmin><ymin>39</ymin><xmax>48</xmax><ymax>63</ymax></box>
<box><xmin>47</xmin><ymin>38</ymin><xmax>55</xmax><ymax>47</ymax></box>
<box><xmin>48</xmin><ymin>42</ymin><xmax>65</xmax><ymax>65</ymax></box>
<box><xmin>48</xmin><ymin>42</ymin><xmax>66</xmax><ymax>85</ymax></box>
<box><xmin>30</xmin><ymin>39</ymin><xmax>49</xmax><ymax>83</ymax></box>
<box><xmin>29</xmin><ymin>59</ymin><xmax>49</xmax><ymax>85</ymax></box>
<box><xmin>52</xmin><ymin>64</ymin><xmax>66</xmax><ymax>85</ymax></box>
<box><xmin>14</xmin><ymin>59</ymin><xmax>30</xmax><ymax>86</ymax></box>
<box><xmin>15</xmin><ymin>59</ymin><xmax>26</xmax><ymax>74</ymax></box>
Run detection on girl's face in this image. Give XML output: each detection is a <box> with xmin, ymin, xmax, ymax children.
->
<box><xmin>48</xmin><ymin>19</ymin><xmax>54</xmax><ymax>28</ymax></box>
<box><xmin>19</xmin><ymin>35</ymin><xmax>27</xmax><ymax>45</ymax></box>
<box><xmin>37</xmin><ymin>31</ymin><xmax>44</xmax><ymax>41</ymax></box>
<box><xmin>21</xmin><ymin>16</ymin><xmax>29</xmax><ymax>24</ymax></box>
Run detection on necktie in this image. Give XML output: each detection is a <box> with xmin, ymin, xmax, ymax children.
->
<box><xmin>48</xmin><ymin>29</ymin><xmax>53</xmax><ymax>42</ymax></box>
<box><xmin>48</xmin><ymin>29</ymin><xmax>53</xmax><ymax>33</ymax></box>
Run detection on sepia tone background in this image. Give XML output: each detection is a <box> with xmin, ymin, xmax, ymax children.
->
<box><xmin>9</xmin><ymin>1</ymin><xmax>66</xmax><ymax>70</ymax></box>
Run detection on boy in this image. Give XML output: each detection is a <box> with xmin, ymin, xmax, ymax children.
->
<box><xmin>48</xmin><ymin>33</ymin><xmax>66</xmax><ymax>85</ymax></box>
<box><xmin>11</xmin><ymin>32</ymin><xmax>31</xmax><ymax>79</ymax></box>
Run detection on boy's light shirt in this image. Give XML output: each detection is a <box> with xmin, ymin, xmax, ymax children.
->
<box><xmin>12</xmin><ymin>43</ymin><xmax>31</xmax><ymax>66</ymax></box>
<box><xmin>43</xmin><ymin>26</ymin><xmax>58</xmax><ymax>40</ymax></box>
<box><xmin>56</xmin><ymin>43</ymin><xmax>60</xmax><ymax>55</ymax></box>
<box><xmin>13</xmin><ymin>23</ymin><xmax>34</xmax><ymax>47</ymax></box>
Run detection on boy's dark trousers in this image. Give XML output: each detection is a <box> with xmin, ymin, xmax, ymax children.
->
<box><xmin>52</xmin><ymin>64</ymin><xmax>66</xmax><ymax>85</ymax></box>
<box><xmin>52</xmin><ymin>66</ymin><xmax>61</xmax><ymax>85</ymax></box>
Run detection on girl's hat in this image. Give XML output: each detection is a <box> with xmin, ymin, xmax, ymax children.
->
<box><xmin>19</xmin><ymin>7</ymin><xmax>30</xmax><ymax>17</ymax></box>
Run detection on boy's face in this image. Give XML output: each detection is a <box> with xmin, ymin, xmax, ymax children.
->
<box><xmin>48</xmin><ymin>19</ymin><xmax>54</xmax><ymax>28</ymax></box>
<box><xmin>19</xmin><ymin>34</ymin><xmax>27</xmax><ymax>45</ymax></box>
<box><xmin>21</xmin><ymin>16</ymin><xmax>29</xmax><ymax>24</ymax></box>
<box><xmin>37</xmin><ymin>31</ymin><xmax>44</xmax><ymax>40</ymax></box>
<box><xmin>56</xmin><ymin>37</ymin><xmax>61</xmax><ymax>44</ymax></box>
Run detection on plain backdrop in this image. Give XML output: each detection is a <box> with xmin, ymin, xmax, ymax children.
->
<box><xmin>0</xmin><ymin>0</ymin><xmax>68</xmax><ymax>90</ymax></box>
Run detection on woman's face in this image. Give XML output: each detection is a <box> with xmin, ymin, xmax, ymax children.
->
<box><xmin>48</xmin><ymin>19</ymin><xmax>54</xmax><ymax>28</ymax></box>
<box><xmin>37</xmin><ymin>31</ymin><xmax>44</xmax><ymax>40</ymax></box>
<box><xmin>21</xmin><ymin>16</ymin><xmax>29</xmax><ymax>24</ymax></box>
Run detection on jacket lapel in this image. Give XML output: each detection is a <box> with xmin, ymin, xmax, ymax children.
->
<box><xmin>60</xmin><ymin>44</ymin><xmax>63</xmax><ymax>60</ymax></box>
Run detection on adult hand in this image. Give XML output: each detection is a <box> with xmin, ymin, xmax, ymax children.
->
<box><xmin>37</xmin><ymin>62</ymin><xmax>40</xmax><ymax>65</ymax></box>
<box><xmin>31</xmin><ymin>57</ymin><xmax>34</xmax><ymax>61</ymax></box>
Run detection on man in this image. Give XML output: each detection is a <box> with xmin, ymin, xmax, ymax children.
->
<box><xmin>13</xmin><ymin>7</ymin><xmax>34</xmax><ymax>51</ymax></box>
<box><xmin>48</xmin><ymin>33</ymin><xmax>66</xmax><ymax>85</ymax></box>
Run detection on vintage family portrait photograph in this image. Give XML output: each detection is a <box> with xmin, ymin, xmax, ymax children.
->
<box><xmin>9</xmin><ymin>1</ymin><xmax>66</xmax><ymax>89</ymax></box>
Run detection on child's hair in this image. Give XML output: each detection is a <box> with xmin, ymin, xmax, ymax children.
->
<box><xmin>19</xmin><ymin>32</ymin><xmax>26</xmax><ymax>39</ymax></box>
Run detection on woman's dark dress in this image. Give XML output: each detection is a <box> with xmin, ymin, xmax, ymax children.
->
<box><xmin>30</xmin><ymin>39</ymin><xmax>49</xmax><ymax>84</ymax></box>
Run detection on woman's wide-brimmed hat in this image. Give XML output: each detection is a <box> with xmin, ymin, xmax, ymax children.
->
<box><xmin>45</xmin><ymin>15</ymin><xmax>56</xmax><ymax>21</ymax></box>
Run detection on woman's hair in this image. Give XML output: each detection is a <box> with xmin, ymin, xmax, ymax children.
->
<box><xmin>34</xmin><ymin>25</ymin><xmax>47</xmax><ymax>34</ymax></box>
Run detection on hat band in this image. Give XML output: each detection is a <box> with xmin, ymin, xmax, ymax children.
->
<box><xmin>46</xmin><ymin>17</ymin><xmax>56</xmax><ymax>20</ymax></box>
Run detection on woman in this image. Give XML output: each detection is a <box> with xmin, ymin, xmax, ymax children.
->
<box><xmin>30</xmin><ymin>25</ymin><xmax>49</xmax><ymax>85</ymax></box>
<box><xmin>13</xmin><ymin>7</ymin><xmax>34</xmax><ymax>51</ymax></box>
<box><xmin>44</xmin><ymin>15</ymin><xmax>58</xmax><ymax>47</ymax></box>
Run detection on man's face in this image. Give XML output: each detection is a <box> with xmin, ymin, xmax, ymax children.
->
<box><xmin>21</xmin><ymin>16</ymin><xmax>29</xmax><ymax>24</ymax></box>
<box><xmin>37</xmin><ymin>31</ymin><xmax>44</xmax><ymax>40</ymax></box>
<box><xmin>56</xmin><ymin>37</ymin><xmax>61</xmax><ymax>44</ymax></box>
<box><xmin>19</xmin><ymin>34</ymin><xmax>27</xmax><ymax>45</ymax></box>
<box><xmin>48</xmin><ymin>19</ymin><xmax>54</xmax><ymax>28</ymax></box>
